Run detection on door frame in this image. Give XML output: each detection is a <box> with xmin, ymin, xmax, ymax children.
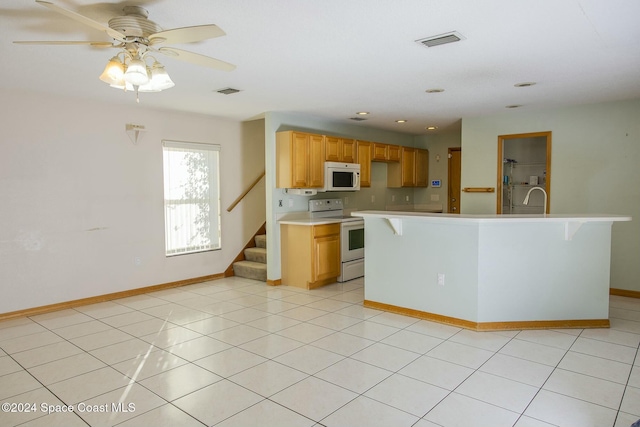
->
<box><xmin>448</xmin><ymin>147</ymin><xmax>461</xmax><ymax>214</ymax></box>
<box><xmin>496</xmin><ymin>131</ymin><xmax>552</xmax><ymax>214</ymax></box>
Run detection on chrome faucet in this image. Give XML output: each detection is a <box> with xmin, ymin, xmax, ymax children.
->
<box><xmin>523</xmin><ymin>186</ymin><xmax>548</xmax><ymax>215</ymax></box>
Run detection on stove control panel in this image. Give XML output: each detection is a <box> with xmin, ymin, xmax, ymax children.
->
<box><xmin>309</xmin><ymin>198</ymin><xmax>343</xmax><ymax>213</ymax></box>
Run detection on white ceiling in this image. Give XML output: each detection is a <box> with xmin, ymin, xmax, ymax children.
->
<box><xmin>2</xmin><ymin>0</ymin><xmax>639</xmax><ymax>135</ymax></box>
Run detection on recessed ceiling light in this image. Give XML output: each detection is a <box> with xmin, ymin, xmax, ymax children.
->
<box><xmin>514</xmin><ymin>82</ymin><xmax>536</xmax><ymax>87</ymax></box>
<box><xmin>425</xmin><ymin>89</ymin><xmax>445</xmax><ymax>93</ymax></box>
<box><xmin>356</xmin><ymin>111</ymin><xmax>370</xmax><ymax>115</ymax></box>
<box><xmin>505</xmin><ymin>105</ymin><xmax>522</xmax><ymax>109</ymax></box>
<box><xmin>425</xmin><ymin>126</ymin><xmax>438</xmax><ymax>130</ymax></box>
<box><xmin>395</xmin><ymin>120</ymin><xmax>407</xmax><ymax>123</ymax></box>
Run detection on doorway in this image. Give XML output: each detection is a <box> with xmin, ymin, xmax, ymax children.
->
<box><xmin>448</xmin><ymin>148</ymin><xmax>461</xmax><ymax>214</ymax></box>
<box><xmin>496</xmin><ymin>132</ymin><xmax>552</xmax><ymax>214</ymax></box>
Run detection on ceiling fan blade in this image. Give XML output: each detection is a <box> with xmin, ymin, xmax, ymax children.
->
<box><xmin>158</xmin><ymin>47</ymin><xmax>236</xmax><ymax>71</ymax></box>
<box><xmin>35</xmin><ymin>0</ymin><xmax>126</xmax><ymax>42</ymax></box>
<box><xmin>149</xmin><ymin>24</ymin><xmax>226</xmax><ymax>45</ymax></box>
<box><xmin>13</xmin><ymin>40</ymin><xmax>115</xmax><ymax>48</ymax></box>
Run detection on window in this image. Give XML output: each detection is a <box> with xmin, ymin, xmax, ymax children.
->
<box><xmin>162</xmin><ymin>140</ymin><xmax>221</xmax><ymax>256</ymax></box>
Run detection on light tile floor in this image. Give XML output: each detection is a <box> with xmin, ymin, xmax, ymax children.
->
<box><xmin>0</xmin><ymin>276</ymin><xmax>639</xmax><ymax>427</ymax></box>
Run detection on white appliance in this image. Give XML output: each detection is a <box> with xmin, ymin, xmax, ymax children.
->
<box><xmin>324</xmin><ymin>162</ymin><xmax>360</xmax><ymax>192</ymax></box>
<box><xmin>308</xmin><ymin>199</ymin><xmax>365</xmax><ymax>282</ymax></box>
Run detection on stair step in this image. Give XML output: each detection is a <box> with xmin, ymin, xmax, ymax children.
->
<box><xmin>233</xmin><ymin>260</ymin><xmax>267</xmax><ymax>282</ymax></box>
<box><xmin>244</xmin><ymin>247</ymin><xmax>267</xmax><ymax>264</ymax></box>
<box><xmin>255</xmin><ymin>234</ymin><xmax>266</xmax><ymax>249</ymax></box>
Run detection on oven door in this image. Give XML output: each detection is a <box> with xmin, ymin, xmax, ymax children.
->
<box><xmin>341</xmin><ymin>220</ymin><xmax>364</xmax><ymax>261</ymax></box>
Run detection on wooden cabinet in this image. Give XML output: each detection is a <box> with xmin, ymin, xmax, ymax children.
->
<box><xmin>325</xmin><ymin>137</ymin><xmax>356</xmax><ymax>163</ymax></box>
<box><xmin>356</xmin><ymin>140</ymin><xmax>372</xmax><ymax>187</ymax></box>
<box><xmin>401</xmin><ymin>147</ymin><xmax>416</xmax><ymax>186</ymax></box>
<box><xmin>372</xmin><ymin>143</ymin><xmax>388</xmax><ymax>161</ymax></box>
<box><xmin>415</xmin><ymin>148</ymin><xmax>429</xmax><ymax>187</ymax></box>
<box><xmin>276</xmin><ymin>131</ymin><xmax>325</xmax><ymax>188</ymax></box>
<box><xmin>372</xmin><ymin>142</ymin><xmax>401</xmax><ymax>162</ymax></box>
<box><xmin>388</xmin><ymin>144</ymin><xmax>401</xmax><ymax>162</ymax></box>
<box><xmin>280</xmin><ymin>223</ymin><xmax>341</xmax><ymax>289</ymax></box>
<box><xmin>388</xmin><ymin>147</ymin><xmax>429</xmax><ymax>187</ymax></box>
<box><xmin>342</xmin><ymin>139</ymin><xmax>356</xmax><ymax>163</ymax></box>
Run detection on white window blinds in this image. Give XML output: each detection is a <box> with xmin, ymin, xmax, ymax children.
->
<box><xmin>162</xmin><ymin>140</ymin><xmax>221</xmax><ymax>256</ymax></box>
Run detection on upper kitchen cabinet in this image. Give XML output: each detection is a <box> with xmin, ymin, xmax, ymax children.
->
<box><xmin>371</xmin><ymin>143</ymin><xmax>401</xmax><ymax>162</ymax></box>
<box><xmin>388</xmin><ymin>144</ymin><xmax>401</xmax><ymax>162</ymax></box>
<box><xmin>388</xmin><ymin>147</ymin><xmax>429</xmax><ymax>187</ymax></box>
<box><xmin>325</xmin><ymin>136</ymin><xmax>356</xmax><ymax>163</ymax></box>
<box><xmin>372</xmin><ymin>143</ymin><xmax>388</xmax><ymax>161</ymax></box>
<box><xmin>356</xmin><ymin>140</ymin><xmax>372</xmax><ymax>187</ymax></box>
<box><xmin>276</xmin><ymin>131</ymin><xmax>325</xmax><ymax>188</ymax></box>
<box><xmin>415</xmin><ymin>148</ymin><xmax>429</xmax><ymax>187</ymax></box>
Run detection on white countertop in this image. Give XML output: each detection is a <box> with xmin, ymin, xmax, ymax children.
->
<box><xmin>279</xmin><ymin>218</ymin><xmax>345</xmax><ymax>226</ymax></box>
<box><xmin>351</xmin><ymin>210</ymin><xmax>632</xmax><ymax>223</ymax></box>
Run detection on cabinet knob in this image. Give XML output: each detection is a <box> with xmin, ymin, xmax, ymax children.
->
<box><xmin>452</xmin><ymin>207</ymin><xmax>457</xmax><ymax>211</ymax></box>
<box><xmin>451</xmin><ymin>198</ymin><xmax>456</xmax><ymax>202</ymax></box>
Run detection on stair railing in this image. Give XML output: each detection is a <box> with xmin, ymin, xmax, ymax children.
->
<box><xmin>226</xmin><ymin>170</ymin><xmax>265</xmax><ymax>212</ymax></box>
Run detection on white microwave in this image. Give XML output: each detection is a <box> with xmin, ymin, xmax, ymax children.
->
<box><xmin>324</xmin><ymin>162</ymin><xmax>360</xmax><ymax>192</ymax></box>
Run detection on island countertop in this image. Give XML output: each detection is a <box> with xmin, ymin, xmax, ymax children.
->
<box><xmin>351</xmin><ymin>210</ymin><xmax>631</xmax><ymax>223</ymax></box>
<box><xmin>355</xmin><ymin>210</ymin><xmax>631</xmax><ymax>331</ymax></box>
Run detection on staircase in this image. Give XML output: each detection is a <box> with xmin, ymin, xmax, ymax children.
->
<box><xmin>232</xmin><ymin>234</ymin><xmax>267</xmax><ymax>281</ymax></box>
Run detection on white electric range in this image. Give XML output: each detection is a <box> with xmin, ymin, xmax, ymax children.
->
<box><xmin>309</xmin><ymin>199</ymin><xmax>364</xmax><ymax>282</ymax></box>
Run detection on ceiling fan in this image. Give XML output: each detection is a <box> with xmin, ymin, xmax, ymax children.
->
<box><xmin>14</xmin><ymin>0</ymin><xmax>236</xmax><ymax>100</ymax></box>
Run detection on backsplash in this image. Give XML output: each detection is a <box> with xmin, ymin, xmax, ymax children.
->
<box><xmin>275</xmin><ymin>162</ymin><xmax>416</xmax><ymax>214</ymax></box>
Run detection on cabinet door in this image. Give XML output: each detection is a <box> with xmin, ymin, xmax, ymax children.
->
<box><xmin>356</xmin><ymin>141</ymin><xmax>372</xmax><ymax>187</ymax></box>
<box><xmin>415</xmin><ymin>149</ymin><xmax>429</xmax><ymax>187</ymax></box>
<box><xmin>401</xmin><ymin>147</ymin><xmax>416</xmax><ymax>187</ymax></box>
<box><xmin>388</xmin><ymin>145</ymin><xmax>401</xmax><ymax>162</ymax></box>
<box><xmin>313</xmin><ymin>234</ymin><xmax>341</xmax><ymax>282</ymax></box>
<box><xmin>308</xmin><ymin>134</ymin><xmax>325</xmax><ymax>187</ymax></box>
<box><xmin>325</xmin><ymin>136</ymin><xmax>341</xmax><ymax>162</ymax></box>
<box><xmin>372</xmin><ymin>143</ymin><xmax>388</xmax><ymax>161</ymax></box>
<box><xmin>341</xmin><ymin>139</ymin><xmax>356</xmax><ymax>163</ymax></box>
<box><xmin>291</xmin><ymin>132</ymin><xmax>310</xmax><ymax>187</ymax></box>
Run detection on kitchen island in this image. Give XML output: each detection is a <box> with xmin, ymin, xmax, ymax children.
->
<box><xmin>352</xmin><ymin>211</ymin><xmax>631</xmax><ymax>331</ymax></box>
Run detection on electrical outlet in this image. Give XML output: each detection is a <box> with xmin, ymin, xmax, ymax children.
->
<box><xmin>405</xmin><ymin>195</ymin><xmax>410</xmax><ymax>202</ymax></box>
<box><xmin>288</xmin><ymin>199</ymin><xmax>294</xmax><ymax>208</ymax></box>
<box><xmin>371</xmin><ymin>195</ymin><xmax>375</xmax><ymax>203</ymax></box>
<box><xmin>437</xmin><ymin>273</ymin><xmax>445</xmax><ymax>286</ymax></box>
<box><xmin>392</xmin><ymin>195</ymin><xmax>396</xmax><ymax>202</ymax></box>
<box><xmin>345</xmin><ymin>197</ymin><xmax>349</xmax><ymax>205</ymax></box>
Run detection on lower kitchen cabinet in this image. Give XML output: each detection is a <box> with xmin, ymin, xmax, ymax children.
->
<box><xmin>280</xmin><ymin>223</ymin><xmax>341</xmax><ymax>289</ymax></box>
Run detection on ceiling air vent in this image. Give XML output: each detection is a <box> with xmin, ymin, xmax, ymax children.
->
<box><xmin>349</xmin><ymin>117</ymin><xmax>368</xmax><ymax>121</ymax></box>
<box><xmin>416</xmin><ymin>31</ymin><xmax>465</xmax><ymax>48</ymax></box>
<box><xmin>216</xmin><ymin>87</ymin><xmax>241</xmax><ymax>95</ymax></box>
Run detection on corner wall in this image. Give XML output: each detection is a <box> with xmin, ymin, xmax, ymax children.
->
<box><xmin>415</xmin><ymin>131</ymin><xmax>462</xmax><ymax>211</ymax></box>
<box><xmin>460</xmin><ymin>99</ymin><xmax>640</xmax><ymax>291</ymax></box>
<box><xmin>0</xmin><ymin>89</ymin><xmax>265</xmax><ymax>314</ymax></box>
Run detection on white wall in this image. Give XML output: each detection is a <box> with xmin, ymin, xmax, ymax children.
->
<box><xmin>0</xmin><ymin>89</ymin><xmax>265</xmax><ymax>314</ymax></box>
<box><xmin>415</xmin><ymin>131</ymin><xmax>462</xmax><ymax>211</ymax></box>
<box><xmin>460</xmin><ymin>99</ymin><xmax>640</xmax><ymax>291</ymax></box>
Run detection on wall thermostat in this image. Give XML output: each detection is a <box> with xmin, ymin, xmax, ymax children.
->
<box><xmin>431</xmin><ymin>180</ymin><xmax>441</xmax><ymax>188</ymax></box>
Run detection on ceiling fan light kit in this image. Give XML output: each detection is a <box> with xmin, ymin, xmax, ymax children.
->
<box><xmin>18</xmin><ymin>0</ymin><xmax>234</xmax><ymax>102</ymax></box>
